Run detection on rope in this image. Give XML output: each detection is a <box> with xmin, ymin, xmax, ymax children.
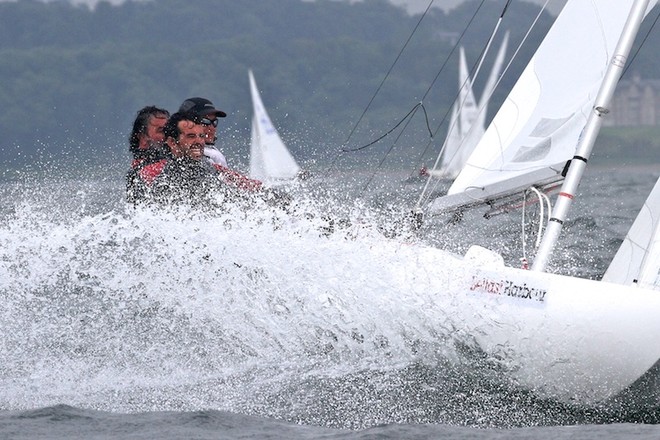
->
<box><xmin>324</xmin><ymin>0</ymin><xmax>436</xmax><ymax>175</ymax></box>
<box><xmin>340</xmin><ymin>102</ymin><xmax>433</xmax><ymax>153</ymax></box>
<box><xmin>521</xmin><ymin>186</ymin><xmax>552</xmax><ymax>266</ymax></box>
<box><xmin>413</xmin><ymin>0</ymin><xmax>490</xmax><ymax>169</ymax></box>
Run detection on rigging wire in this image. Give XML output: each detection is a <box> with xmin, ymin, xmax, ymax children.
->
<box><xmin>327</xmin><ymin>1</ymin><xmax>492</xmax><ymax>175</ymax></box>
<box><xmin>470</xmin><ymin>0</ymin><xmax>511</xmax><ymax>90</ymax></box>
<box><xmin>324</xmin><ymin>0</ymin><xmax>436</xmax><ymax>175</ymax></box>
<box><xmin>360</xmin><ymin>104</ymin><xmax>427</xmax><ymax>192</ymax></box>
<box><xmin>417</xmin><ymin>0</ymin><xmax>490</xmax><ymax>104</ymax></box>
<box><xmin>363</xmin><ymin>1</ymin><xmax>497</xmax><ymax>195</ymax></box>
<box><xmin>341</xmin><ymin>102</ymin><xmax>432</xmax><ymax>153</ymax></box>
<box><xmin>414</xmin><ymin>0</ymin><xmax>506</xmax><ymax>170</ymax></box>
<box><xmin>335</xmin><ymin>0</ymin><xmax>492</xmax><ymax>197</ymax></box>
<box><xmin>420</xmin><ymin>2</ymin><xmax>511</xmax><ymax>184</ymax></box>
<box><xmin>622</xmin><ymin>3</ymin><xmax>660</xmax><ymax>77</ymax></box>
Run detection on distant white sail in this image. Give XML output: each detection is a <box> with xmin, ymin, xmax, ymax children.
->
<box><xmin>433</xmin><ymin>47</ymin><xmax>480</xmax><ymax>179</ymax></box>
<box><xmin>248</xmin><ymin>69</ymin><xmax>301</xmax><ymax>185</ymax></box>
<box><xmin>432</xmin><ymin>35</ymin><xmax>508</xmax><ymax>180</ymax></box>
<box><xmin>475</xmin><ymin>31</ymin><xmax>509</xmax><ymax>139</ymax></box>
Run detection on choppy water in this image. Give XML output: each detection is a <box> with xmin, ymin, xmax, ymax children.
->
<box><xmin>0</xmin><ymin>164</ymin><xmax>658</xmax><ymax>439</ymax></box>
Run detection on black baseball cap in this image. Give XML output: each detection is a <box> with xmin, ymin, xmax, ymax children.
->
<box><xmin>178</xmin><ymin>97</ymin><xmax>227</xmax><ymax>118</ymax></box>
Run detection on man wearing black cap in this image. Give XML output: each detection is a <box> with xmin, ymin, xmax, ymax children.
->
<box><xmin>178</xmin><ymin>96</ymin><xmax>269</xmax><ymax>195</ymax></box>
<box><xmin>178</xmin><ymin>97</ymin><xmax>228</xmax><ymax>167</ymax></box>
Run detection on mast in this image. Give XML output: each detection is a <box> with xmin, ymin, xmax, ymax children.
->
<box><xmin>532</xmin><ymin>0</ymin><xmax>653</xmax><ymax>272</ymax></box>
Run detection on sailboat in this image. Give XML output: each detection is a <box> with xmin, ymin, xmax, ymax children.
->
<box><xmin>248</xmin><ymin>69</ymin><xmax>302</xmax><ymax>186</ymax></box>
<box><xmin>410</xmin><ymin>0</ymin><xmax>660</xmax><ymax>405</ymax></box>
<box><xmin>429</xmin><ymin>33</ymin><xmax>509</xmax><ymax>180</ymax></box>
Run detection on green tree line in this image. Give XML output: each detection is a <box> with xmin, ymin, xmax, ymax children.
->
<box><xmin>0</xmin><ymin>0</ymin><xmax>657</xmax><ymax>174</ymax></box>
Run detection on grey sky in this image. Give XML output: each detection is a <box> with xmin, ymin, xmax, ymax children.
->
<box><xmin>388</xmin><ymin>0</ymin><xmax>565</xmax><ymax>15</ymax></box>
<box><xmin>20</xmin><ymin>0</ymin><xmax>567</xmax><ymax>16</ymax></box>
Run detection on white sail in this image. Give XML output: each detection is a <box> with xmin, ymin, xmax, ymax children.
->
<box><xmin>433</xmin><ymin>47</ymin><xmax>480</xmax><ymax>179</ymax></box>
<box><xmin>603</xmin><ymin>177</ymin><xmax>660</xmax><ymax>290</ymax></box>
<box><xmin>428</xmin><ymin>97</ymin><xmax>460</xmax><ymax>179</ymax></box>
<box><xmin>430</xmin><ymin>0</ymin><xmax>657</xmax><ymax>214</ymax></box>
<box><xmin>475</xmin><ymin>31</ymin><xmax>509</xmax><ymax>136</ymax></box>
<box><xmin>248</xmin><ymin>69</ymin><xmax>301</xmax><ymax>185</ymax></box>
<box><xmin>431</xmin><ymin>35</ymin><xmax>508</xmax><ymax>180</ymax></box>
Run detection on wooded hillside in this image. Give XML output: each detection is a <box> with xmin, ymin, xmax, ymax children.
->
<box><xmin>0</xmin><ymin>0</ymin><xmax>657</xmax><ymax>173</ymax></box>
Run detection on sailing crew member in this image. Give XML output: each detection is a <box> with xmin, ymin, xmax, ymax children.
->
<box><xmin>178</xmin><ymin>97</ymin><xmax>228</xmax><ymax>167</ymax></box>
<box><xmin>126</xmin><ymin>105</ymin><xmax>170</xmax><ymax>204</ymax></box>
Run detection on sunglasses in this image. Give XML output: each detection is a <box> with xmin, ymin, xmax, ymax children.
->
<box><xmin>200</xmin><ymin>118</ymin><xmax>219</xmax><ymax>127</ymax></box>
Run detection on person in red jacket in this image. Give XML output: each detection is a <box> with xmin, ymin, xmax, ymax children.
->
<box><xmin>126</xmin><ymin>106</ymin><xmax>170</xmax><ymax>204</ymax></box>
<box><xmin>128</xmin><ymin>105</ymin><xmax>170</xmax><ymax>166</ymax></box>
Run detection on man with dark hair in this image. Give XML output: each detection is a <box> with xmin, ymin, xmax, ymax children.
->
<box><xmin>177</xmin><ymin>98</ymin><xmax>270</xmax><ymax>196</ymax></box>
<box><xmin>126</xmin><ymin>105</ymin><xmax>170</xmax><ymax>204</ymax></box>
<box><xmin>178</xmin><ymin>97</ymin><xmax>228</xmax><ymax>167</ymax></box>
<box><xmin>128</xmin><ymin>105</ymin><xmax>170</xmax><ymax>164</ymax></box>
<box><xmin>127</xmin><ymin>112</ymin><xmax>264</xmax><ymax>207</ymax></box>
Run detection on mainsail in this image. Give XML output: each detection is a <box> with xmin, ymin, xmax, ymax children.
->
<box><xmin>248</xmin><ymin>69</ymin><xmax>301</xmax><ymax>185</ymax></box>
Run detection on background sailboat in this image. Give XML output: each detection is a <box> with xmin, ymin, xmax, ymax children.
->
<box><xmin>248</xmin><ymin>69</ymin><xmax>301</xmax><ymax>185</ymax></box>
<box><xmin>430</xmin><ymin>33</ymin><xmax>508</xmax><ymax>180</ymax></box>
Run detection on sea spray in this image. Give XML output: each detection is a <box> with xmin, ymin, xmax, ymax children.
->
<box><xmin>0</xmin><ymin>184</ymin><xmax>463</xmax><ymax>415</ymax></box>
<box><xmin>1</xmin><ymin>169</ymin><xmax>657</xmax><ymax>427</ymax></box>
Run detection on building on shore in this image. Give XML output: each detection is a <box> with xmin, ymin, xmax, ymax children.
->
<box><xmin>605</xmin><ymin>73</ymin><xmax>660</xmax><ymax>127</ymax></box>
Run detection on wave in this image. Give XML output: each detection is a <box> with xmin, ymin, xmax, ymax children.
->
<box><xmin>0</xmin><ymin>171</ymin><xmax>658</xmax><ymax>428</ymax></box>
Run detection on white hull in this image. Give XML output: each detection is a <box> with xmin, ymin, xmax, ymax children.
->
<box><xmin>412</xmin><ymin>244</ymin><xmax>660</xmax><ymax>404</ymax></box>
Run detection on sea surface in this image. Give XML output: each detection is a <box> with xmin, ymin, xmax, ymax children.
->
<box><xmin>0</xmin><ymin>162</ymin><xmax>659</xmax><ymax>439</ymax></box>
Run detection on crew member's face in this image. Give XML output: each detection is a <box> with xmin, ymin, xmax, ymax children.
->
<box><xmin>139</xmin><ymin>114</ymin><xmax>167</xmax><ymax>150</ymax></box>
<box><xmin>201</xmin><ymin>116</ymin><xmax>218</xmax><ymax>145</ymax></box>
<box><xmin>170</xmin><ymin>120</ymin><xmax>206</xmax><ymax>160</ymax></box>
